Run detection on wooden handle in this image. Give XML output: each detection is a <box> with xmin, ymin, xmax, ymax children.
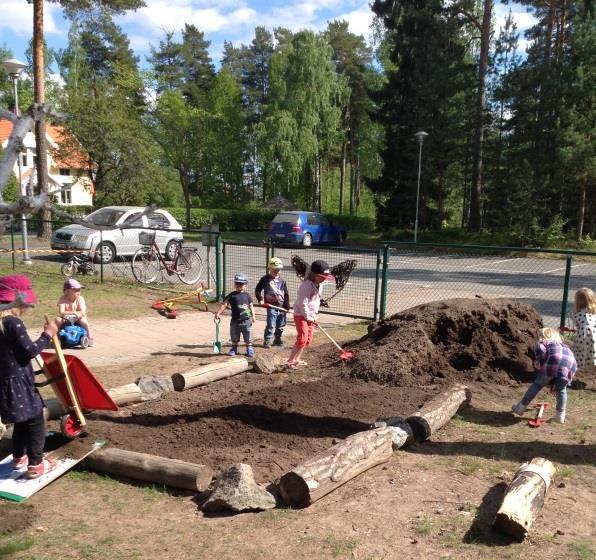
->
<box><xmin>315</xmin><ymin>323</ymin><xmax>345</xmax><ymax>352</ymax></box>
<box><xmin>44</xmin><ymin>314</ymin><xmax>86</xmax><ymax>427</ymax></box>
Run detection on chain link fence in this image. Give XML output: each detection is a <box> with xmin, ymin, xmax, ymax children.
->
<box><xmin>380</xmin><ymin>243</ymin><xmax>596</xmax><ymax>328</ymax></box>
<box><xmin>2</xmin><ymin>218</ymin><xmax>595</xmax><ymax>327</ymax></box>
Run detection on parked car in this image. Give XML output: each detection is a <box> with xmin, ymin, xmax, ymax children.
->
<box><xmin>266</xmin><ymin>211</ymin><xmax>346</xmax><ymax>247</ymax></box>
<box><xmin>51</xmin><ymin>206</ymin><xmax>184</xmax><ymax>264</ymax></box>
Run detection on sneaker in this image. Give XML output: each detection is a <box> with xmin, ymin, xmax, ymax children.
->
<box><xmin>263</xmin><ymin>340</ymin><xmax>272</xmax><ymax>349</ymax></box>
<box><xmin>246</xmin><ymin>347</ymin><xmax>255</xmax><ymax>358</ymax></box>
<box><xmin>11</xmin><ymin>455</ymin><xmax>28</xmax><ymax>470</ymax></box>
<box><xmin>511</xmin><ymin>402</ymin><xmax>527</xmax><ymax>416</ymax></box>
<box><xmin>273</xmin><ymin>338</ymin><xmax>284</xmax><ymax>348</ymax></box>
<box><xmin>227</xmin><ymin>347</ymin><xmax>238</xmax><ymax>357</ymax></box>
<box><xmin>554</xmin><ymin>410</ymin><xmax>566</xmax><ymax>424</ymax></box>
<box><xmin>87</xmin><ymin>337</ymin><xmax>94</xmax><ymax>348</ymax></box>
<box><xmin>26</xmin><ymin>457</ymin><xmax>57</xmax><ymax>479</ymax></box>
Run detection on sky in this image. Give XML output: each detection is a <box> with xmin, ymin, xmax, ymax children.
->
<box><xmin>1</xmin><ymin>0</ymin><xmax>537</xmax><ymax>69</ymax></box>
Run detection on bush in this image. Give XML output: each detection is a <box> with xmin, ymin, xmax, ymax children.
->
<box><xmin>327</xmin><ymin>214</ymin><xmax>376</xmax><ymax>232</ymax></box>
<box><xmin>165</xmin><ymin>208</ymin><xmax>276</xmax><ymax>232</ymax></box>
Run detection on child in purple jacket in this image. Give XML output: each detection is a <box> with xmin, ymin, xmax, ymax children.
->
<box><xmin>512</xmin><ymin>327</ymin><xmax>577</xmax><ymax>424</ymax></box>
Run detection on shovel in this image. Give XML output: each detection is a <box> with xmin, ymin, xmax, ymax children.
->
<box><xmin>213</xmin><ymin>317</ymin><xmax>222</xmax><ymax>353</ymax></box>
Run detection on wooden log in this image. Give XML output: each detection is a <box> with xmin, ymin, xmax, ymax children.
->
<box><xmin>278</xmin><ymin>427</ymin><xmax>395</xmax><ymax>508</ymax></box>
<box><xmin>171</xmin><ymin>357</ymin><xmax>249</xmax><ymax>391</ymax></box>
<box><xmin>493</xmin><ymin>458</ymin><xmax>556</xmax><ymax>541</ymax></box>
<box><xmin>406</xmin><ymin>384</ymin><xmax>471</xmax><ymax>442</ymax></box>
<box><xmin>107</xmin><ymin>383</ymin><xmax>144</xmax><ymax>406</ymax></box>
<box><xmin>83</xmin><ymin>448</ymin><xmax>214</xmax><ymax>492</ymax></box>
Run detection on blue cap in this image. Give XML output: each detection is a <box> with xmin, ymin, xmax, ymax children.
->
<box><xmin>234</xmin><ymin>274</ymin><xmax>248</xmax><ymax>284</ymax></box>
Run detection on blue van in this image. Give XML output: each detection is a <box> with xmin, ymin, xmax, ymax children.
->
<box><xmin>266</xmin><ymin>212</ymin><xmax>346</xmax><ymax>247</ymax></box>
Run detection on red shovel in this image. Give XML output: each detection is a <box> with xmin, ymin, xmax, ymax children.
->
<box><xmin>528</xmin><ymin>402</ymin><xmax>549</xmax><ymax>428</ymax></box>
<box><xmin>259</xmin><ymin>303</ymin><xmax>355</xmax><ymax>361</ymax></box>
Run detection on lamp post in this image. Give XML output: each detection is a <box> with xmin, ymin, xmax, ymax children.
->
<box><xmin>2</xmin><ymin>58</ymin><xmax>31</xmax><ymax>265</ymax></box>
<box><xmin>413</xmin><ymin>130</ymin><xmax>429</xmax><ymax>244</ymax></box>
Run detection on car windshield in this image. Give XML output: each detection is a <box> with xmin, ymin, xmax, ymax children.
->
<box><xmin>273</xmin><ymin>213</ymin><xmax>299</xmax><ymax>224</ymax></box>
<box><xmin>85</xmin><ymin>209</ymin><xmax>126</xmax><ymax>226</ymax></box>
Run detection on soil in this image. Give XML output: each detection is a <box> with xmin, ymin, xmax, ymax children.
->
<box><xmin>0</xmin><ymin>502</ymin><xmax>37</xmax><ymax>534</ymax></box>
<box><xmin>346</xmin><ymin>298</ymin><xmax>543</xmax><ymax>387</ymax></box>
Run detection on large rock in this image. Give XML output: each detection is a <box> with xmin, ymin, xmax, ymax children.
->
<box><xmin>202</xmin><ymin>463</ymin><xmax>276</xmax><ymax>513</ymax></box>
<box><xmin>136</xmin><ymin>375</ymin><xmax>174</xmax><ymax>397</ymax></box>
<box><xmin>253</xmin><ymin>353</ymin><xmax>287</xmax><ymax>374</ymax></box>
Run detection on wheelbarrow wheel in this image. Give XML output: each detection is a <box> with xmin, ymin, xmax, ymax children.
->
<box><xmin>60</xmin><ymin>414</ymin><xmax>85</xmax><ymax>439</ymax></box>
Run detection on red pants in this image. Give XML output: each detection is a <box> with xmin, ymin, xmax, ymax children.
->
<box><xmin>294</xmin><ymin>315</ymin><xmax>314</xmax><ymax>348</ymax></box>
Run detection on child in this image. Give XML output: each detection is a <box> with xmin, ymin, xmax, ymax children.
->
<box><xmin>255</xmin><ymin>257</ymin><xmax>290</xmax><ymax>348</ymax></box>
<box><xmin>512</xmin><ymin>327</ymin><xmax>577</xmax><ymax>424</ymax></box>
<box><xmin>57</xmin><ymin>278</ymin><xmax>93</xmax><ymax>347</ymax></box>
<box><xmin>0</xmin><ymin>275</ymin><xmax>59</xmax><ymax>478</ymax></box>
<box><xmin>287</xmin><ymin>260</ymin><xmax>334</xmax><ymax>369</ymax></box>
<box><xmin>571</xmin><ymin>287</ymin><xmax>596</xmax><ymax>373</ymax></box>
<box><xmin>215</xmin><ymin>274</ymin><xmax>256</xmax><ymax>357</ymax></box>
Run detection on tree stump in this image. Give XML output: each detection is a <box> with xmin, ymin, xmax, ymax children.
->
<box><xmin>171</xmin><ymin>358</ymin><xmax>249</xmax><ymax>391</ymax></box>
<box><xmin>278</xmin><ymin>427</ymin><xmax>395</xmax><ymax>508</ymax></box>
<box><xmin>493</xmin><ymin>457</ymin><xmax>556</xmax><ymax>541</ymax></box>
<box><xmin>406</xmin><ymin>384</ymin><xmax>471</xmax><ymax>442</ymax></box>
<box><xmin>83</xmin><ymin>448</ymin><xmax>213</xmax><ymax>492</ymax></box>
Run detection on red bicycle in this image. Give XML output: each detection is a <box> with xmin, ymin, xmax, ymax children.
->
<box><xmin>131</xmin><ymin>231</ymin><xmax>203</xmax><ymax>285</ymax></box>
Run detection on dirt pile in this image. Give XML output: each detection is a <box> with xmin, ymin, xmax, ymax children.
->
<box><xmin>346</xmin><ymin>298</ymin><xmax>543</xmax><ymax>387</ymax></box>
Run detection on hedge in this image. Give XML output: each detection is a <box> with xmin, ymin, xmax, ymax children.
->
<box><xmin>166</xmin><ymin>208</ymin><xmax>376</xmax><ymax>232</ymax></box>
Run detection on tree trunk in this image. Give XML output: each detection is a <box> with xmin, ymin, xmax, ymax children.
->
<box><xmin>107</xmin><ymin>383</ymin><xmax>144</xmax><ymax>406</ymax></box>
<box><xmin>576</xmin><ymin>179</ymin><xmax>586</xmax><ymax>240</ymax></box>
<box><xmin>180</xmin><ymin>169</ymin><xmax>191</xmax><ymax>230</ymax></box>
<box><xmin>349</xmin><ymin>158</ymin><xmax>354</xmax><ymax>215</ymax></box>
<box><xmin>171</xmin><ymin>357</ymin><xmax>249</xmax><ymax>391</ymax></box>
<box><xmin>33</xmin><ymin>0</ymin><xmax>51</xmax><ymax>240</ymax></box>
<box><xmin>84</xmin><ymin>448</ymin><xmax>214</xmax><ymax>492</ymax></box>
<box><xmin>317</xmin><ymin>154</ymin><xmax>322</xmax><ymax>212</ymax></box>
<box><xmin>339</xmin><ymin>139</ymin><xmax>346</xmax><ymax>214</ymax></box>
<box><xmin>493</xmin><ymin>457</ymin><xmax>556</xmax><ymax>541</ymax></box>
<box><xmin>468</xmin><ymin>0</ymin><xmax>493</xmax><ymax>232</ymax></box>
<box><xmin>278</xmin><ymin>427</ymin><xmax>396</xmax><ymax>508</ymax></box>
<box><xmin>406</xmin><ymin>384</ymin><xmax>471</xmax><ymax>442</ymax></box>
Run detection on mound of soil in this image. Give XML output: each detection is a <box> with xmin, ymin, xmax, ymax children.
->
<box><xmin>0</xmin><ymin>502</ymin><xmax>37</xmax><ymax>534</ymax></box>
<box><xmin>346</xmin><ymin>298</ymin><xmax>543</xmax><ymax>387</ymax></box>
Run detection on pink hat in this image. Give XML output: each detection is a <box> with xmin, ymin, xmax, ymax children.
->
<box><xmin>0</xmin><ymin>275</ymin><xmax>37</xmax><ymax>305</ymax></box>
<box><xmin>63</xmin><ymin>278</ymin><xmax>85</xmax><ymax>290</ymax></box>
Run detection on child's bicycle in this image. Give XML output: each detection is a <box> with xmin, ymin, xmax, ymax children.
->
<box><xmin>131</xmin><ymin>231</ymin><xmax>203</xmax><ymax>285</ymax></box>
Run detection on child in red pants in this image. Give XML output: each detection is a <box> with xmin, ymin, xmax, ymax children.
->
<box><xmin>287</xmin><ymin>260</ymin><xmax>334</xmax><ymax>369</ymax></box>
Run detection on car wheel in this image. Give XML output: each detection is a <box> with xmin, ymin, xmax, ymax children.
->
<box><xmin>96</xmin><ymin>241</ymin><xmax>116</xmax><ymax>264</ymax></box>
<box><xmin>302</xmin><ymin>233</ymin><xmax>312</xmax><ymax>247</ymax></box>
<box><xmin>165</xmin><ymin>239</ymin><xmax>179</xmax><ymax>261</ymax></box>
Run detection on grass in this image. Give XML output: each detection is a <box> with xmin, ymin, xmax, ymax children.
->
<box><xmin>319</xmin><ymin>535</ymin><xmax>359</xmax><ymax>558</ymax></box>
<box><xmin>0</xmin><ymin>536</ymin><xmax>34</xmax><ymax>557</ymax></box>
<box><xmin>568</xmin><ymin>541</ymin><xmax>595</xmax><ymax>560</ymax></box>
<box><xmin>411</xmin><ymin>516</ymin><xmax>434</xmax><ymax>536</ymax></box>
<box><xmin>572</xmin><ymin>421</ymin><xmax>593</xmax><ymax>443</ymax></box>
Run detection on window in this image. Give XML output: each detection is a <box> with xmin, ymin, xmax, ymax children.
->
<box><xmin>124</xmin><ymin>212</ymin><xmax>144</xmax><ymax>227</ymax></box>
<box><xmin>20</xmin><ymin>153</ymin><xmax>28</xmax><ymax>167</ymax></box>
<box><xmin>318</xmin><ymin>215</ymin><xmax>330</xmax><ymax>226</ymax></box>
<box><xmin>60</xmin><ymin>189</ymin><xmax>72</xmax><ymax>204</ymax></box>
<box><xmin>59</xmin><ymin>169</ymin><xmax>70</xmax><ymax>176</ymax></box>
<box><xmin>307</xmin><ymin>214</ymin><xmax>320</xmax><ymax>226</ymax></box>
<box><xmin>148</xmin><ymin>212</ymin><xmax>170</xmax><ymax>229</ymax></box>
<box><xmin>272</xmin><ymin>213</ymin><xmax>299</xmax><ymax>224</ymax></box>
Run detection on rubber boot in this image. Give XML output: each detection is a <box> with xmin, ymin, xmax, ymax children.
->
<box><xmin>511</xmin><ymin>402</ymin><xmax>526</xmax><ymax>416</ymax></box>
<box><xmin>554</xmin><ymin>410</ymin><xmax>566</xmax><ymax>424</ymax></box>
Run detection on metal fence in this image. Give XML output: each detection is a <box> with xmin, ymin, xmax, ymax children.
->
<box><xmin>2</xmin><ymin>219</ymin><xmax>596</xmax><ymax>326</ymax></box>
<box><xmin>380</xmin><ymin>242</ymin><xmax>596</xmax><ymax>328</ymax></box>
<box><xmin>222</xmin><ymin>241</ymin><xmax>381</xmax><ymax>320</ymax></box>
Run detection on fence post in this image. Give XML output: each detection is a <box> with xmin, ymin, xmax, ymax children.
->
<box><xmin>266</xmin><ymin>243</ymin><xmax>271</xmax><ymax>270</ymax></box>
<box><xmin>373</xmin><ymin>248</ymin><xmax>382</xmax><ymax>321</ymax></box>
<box><xmin>560</xmin><ymin>254</ymin><xmax>573</xmax><ymax>329</ymax></box>
<box><xmin>99</xmin><ymin>230</ymin><xmax>104</xmax><ymax>283</ymax></box>
<box><xmin>379</xmin><ymin>243</ymin><xmax>390</xmax><ymax>320</ymax></box>
<box><xmin>216</xmin><ymin>235</ymin><xmax>223</xmax><ymax>301</ymax></box>
<box><xmin>10</xmin><ymin>224</ymin><xmax>15</xmax><ymax>270</ymax></box>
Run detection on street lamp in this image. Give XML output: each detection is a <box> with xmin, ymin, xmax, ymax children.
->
<box><xmin>413</xmin><ymin>130</ymin><xmax>429</xmax><ymax>244</ymax></box>
<box><xmin>2</xmin><ymin>58</ymin><xmax>31</xmax><ymax>264</ymax></box>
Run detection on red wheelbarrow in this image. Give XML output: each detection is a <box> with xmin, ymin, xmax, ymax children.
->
<box><xmin>36</xmin><ymin>316</ymin><xmax>118</xmax><ymax>438</ymax></box>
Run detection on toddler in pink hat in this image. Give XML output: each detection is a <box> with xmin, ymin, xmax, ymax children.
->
<box><xmin>57</xmin><ymin>278</ymin><xmax>93</xmax><ymax>346</ymax></box>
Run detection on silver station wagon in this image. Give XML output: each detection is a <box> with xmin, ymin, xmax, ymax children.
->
<box><xmin>51</xmin><ymin>206</ymin><xmax>184</xmax><ymax>264</ymax></box>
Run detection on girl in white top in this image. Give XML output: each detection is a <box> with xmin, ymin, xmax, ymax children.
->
<box><xmin>57</xmin><ymin>278</ymin><xmax>93</xmax><ymax>346</ymax></box>
<box><xmin>572</xmin><ymin>287</ymin><xmax>596</xmax><ymax>372</ymax></box>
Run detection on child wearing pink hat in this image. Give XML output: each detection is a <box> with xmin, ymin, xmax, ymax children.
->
<box><xmin>57</xmin><ymin>278</ymin><xmax>93</xmax><ymax>347</ymax></box>
<box><xmin>0</xmin><ymin>275</ymin><xmax>59</xmax><ymax>478</ymax></box>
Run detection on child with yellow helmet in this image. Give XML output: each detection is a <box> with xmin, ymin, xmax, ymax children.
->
<box><xmin>255</xmin><ymin>257</ymin><xmax>290</xmax><ymax>348</ymax></box>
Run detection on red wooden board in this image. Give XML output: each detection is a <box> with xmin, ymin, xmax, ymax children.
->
<box><xmin>40</xmin><ymin>351</ymin><xmax>118</xmax><ymax>412</ymax></box>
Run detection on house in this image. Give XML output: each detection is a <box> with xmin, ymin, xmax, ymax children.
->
<box><xmin>0</xmin><ymin>119</ymin><xmax>94</xmax><ymax>206</ymax></box>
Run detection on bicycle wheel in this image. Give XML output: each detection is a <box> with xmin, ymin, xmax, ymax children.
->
<box><xmin>176</xmin><ymin>248</ymin><xmax>203</xmax><ymax>285</ymax></box>
<box><xmin>61</xmin><ymin>262</ymin><xmax>75</xmax><ymax>277</ymax></box>
<box><xmin>131</xmin><ymin>247</ymin><xmax>161</xmax><ymax>284</ymax></box>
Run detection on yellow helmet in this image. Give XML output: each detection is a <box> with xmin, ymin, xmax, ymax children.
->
<box><xmin>268</xmin><ymin>257</ymin><xmax>283</xmax><ymax>269</ymax></box>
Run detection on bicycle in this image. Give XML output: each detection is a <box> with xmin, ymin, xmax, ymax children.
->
<box><xmin>131</xmin><ymin>231</ymin><xmax>203</xmax><ymax>285</ymax></box>
<box><xmin>61</xmin><ymin>253</ymin><xmax>96</xmax><ymax>277</ymax></box>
